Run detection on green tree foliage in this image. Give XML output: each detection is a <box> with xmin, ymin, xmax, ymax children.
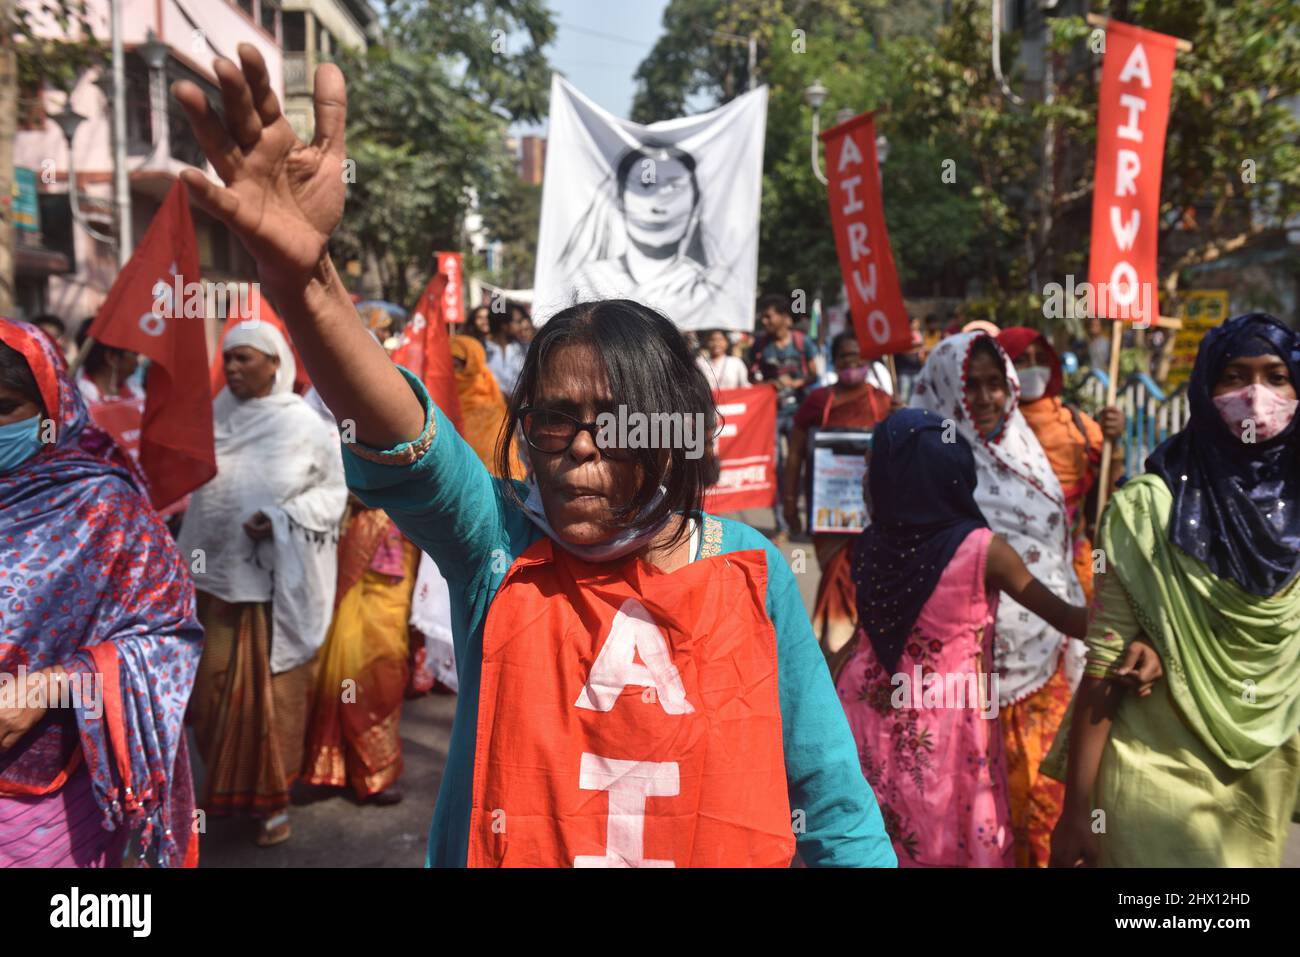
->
<box><xmin>332</xmin><ymin>0</ymin><xmax>555</xmax><ymax>305</ymax></box>
<box><xmin>478</xmin><ymin>175</ymin><xmax>541</xmax><ymax>290</ymax></box>
<box><xmin>631</xmin><ymin>0</ymin><xmax>1300</xmax><ymax>320</ymax></box>
<box><xmin>8</xmin><ymin>0</ymin><xmax>103</xmax><ymax>98</ymax></box>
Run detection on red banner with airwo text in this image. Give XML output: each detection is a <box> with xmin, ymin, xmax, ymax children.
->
<box><xmin>1087</xmin><ymin>19</ymin><xmax>1180</xmax><ymax>324</ymax></box>
<box><xmin>820</xmin><ymin>111</ymin><xmax>910</xmax><ymax>360</ymax></box>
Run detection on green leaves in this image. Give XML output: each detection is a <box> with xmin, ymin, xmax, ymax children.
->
<box><xmin>631</xmin><ymin>0</ymin><xmax>1300</xmax><ymax>312</ymax></box>
<box><xmin>332</xmin><ymin>0</ymin><xmax>555</xmax><ymax>304</ymax></box>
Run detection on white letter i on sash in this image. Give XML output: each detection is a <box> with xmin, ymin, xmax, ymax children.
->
<box><xmin>573</xmin><ymin>754</ymin><xmax>679</xmax><ymax>867</ymax></box>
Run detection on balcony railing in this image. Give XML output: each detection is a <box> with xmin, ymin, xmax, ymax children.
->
<box><xmin>283</xmin><ymin>51</ymin><xmax>311</xmax><ymax>94</ymax></box>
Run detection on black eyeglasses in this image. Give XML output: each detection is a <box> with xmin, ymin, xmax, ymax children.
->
<box><xmin>517</xmin><ymin>407</ymin><xmax>633</xmax><ymax>459</ymax></box>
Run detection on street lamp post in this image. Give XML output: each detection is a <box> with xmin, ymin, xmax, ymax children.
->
<box><xmin>804</xmin><ymin>80</ymin><xmax>828</xmax><ymax>185</ymax></box>
<box><xmin>110</xmin><ymin>0</ymin><xmax>133</xmax><ymax>265</ymax></box>
<box><xmin>805</xmin><ymin>81</ymin><xmax>889</xmax><ymax>184</ymax></box>
<box><xmin>49</xmin><ymin>103</ymin><xmax>116</xmax><ymax>248</ymax></box>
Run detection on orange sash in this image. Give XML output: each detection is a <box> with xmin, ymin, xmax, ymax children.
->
<box><xmin>467</xmin><ymin>539</ymin><xmax>794</xmax><ymax>867</ymax></box>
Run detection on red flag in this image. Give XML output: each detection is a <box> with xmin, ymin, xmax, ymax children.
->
<box><xmin>1087</xmin><ymin>19</ymin><xmax>1180</xmax><ymax>324</ymax></box>
<box><xmin>391</xmin><ymin>271</ymin><xmax>464</xmax><ymax>431</ymax></box>
<box><xmin>821</xmin><ymin>111</ymin><xmax>910</xmax><ymax>361</ymax></box>
<box><xmin>88</xmin><ymin>179</ymin><xmax>214</xmax><ymax>510</ymax></box>
<box><xmin>208</xmin><ymin>286</ymin><xmax>312</xmax><ymax>397</ymax></box>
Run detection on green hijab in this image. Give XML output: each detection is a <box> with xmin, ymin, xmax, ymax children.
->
<box><xmin>1102</xmin><ymin>474</ymin><xmax>1300</xmax><ymax>770</ymax></box>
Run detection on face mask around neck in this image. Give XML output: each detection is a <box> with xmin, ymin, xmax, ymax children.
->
<box><xmin>521</xmin><ymin>477</ymin><xmax>672</xmax><ymax>562</ymax></box>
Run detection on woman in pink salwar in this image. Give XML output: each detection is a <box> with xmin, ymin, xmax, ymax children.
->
<box><xmin>837</xmin><ymin>409</ymin><xmax>1087</xmax><ymax>867</ymax></box>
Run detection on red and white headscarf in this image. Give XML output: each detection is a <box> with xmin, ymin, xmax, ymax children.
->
<box><xmin>908</xmin><ymin>332</ymin><xmax>1084</xmax><ymax>704</ymax></box>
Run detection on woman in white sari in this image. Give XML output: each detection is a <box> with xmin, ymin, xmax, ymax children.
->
<box><xmin>180</xmin><ymin>320</ymin><xmax>347</xmax><ymax>846</ymax></box>
<box><xmin>908</xmin><ymin>332</ymin><xmax>1085</xmax><ymax>866</ymax></box>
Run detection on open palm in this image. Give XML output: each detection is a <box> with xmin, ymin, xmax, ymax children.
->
<box><xmin>172</xmin><ymin>44</ymin><xmax>347</xmax><ymax>282</ymax></box>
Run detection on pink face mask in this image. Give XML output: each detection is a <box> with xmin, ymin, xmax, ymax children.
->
<box><xmin>838</xmin><ymin>364</ymin><xmax>870</xmax><ymax>386</ymax></box>
<box><xmin>1212</xmin><ymin>384</ymin><xmax>1298</xmax><ymax>442</ymax></box>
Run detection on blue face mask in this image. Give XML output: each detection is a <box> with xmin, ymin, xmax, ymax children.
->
<box><xmin>0</xmin><ymin>414</ymin><xmax>45</xmax><ymax>474</ymax></box>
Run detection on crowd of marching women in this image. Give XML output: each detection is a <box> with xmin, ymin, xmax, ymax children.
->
<box><xmin>2</xmin><ymin>47</ymin><xmax>1298</xmax><ymax>869</ymax></box>
<box><xmin>6</xmin><ymin>298</ymin><xmax>1295</xmax><ymax>868</ymax></box>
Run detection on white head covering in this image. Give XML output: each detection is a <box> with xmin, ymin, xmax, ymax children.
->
<box><xmin>909</xmin><ymin>331</ymin><xmax>1085</xmax><ymax>704</ymax></box>
<box><xmin>181</xmin><ymin>317</ymin><xmax>346</xmax><ymax>674</ymax></box>
<box><xmin>222</xmin><ymin>320</ymin><xmax>296</xmax><ymax>396</ymax></box>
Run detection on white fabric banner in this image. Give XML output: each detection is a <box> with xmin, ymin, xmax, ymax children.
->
<box><xmin>533</xmin><ymin>76</ymin><xmax>768</xmax><ymax>332</ymax></box>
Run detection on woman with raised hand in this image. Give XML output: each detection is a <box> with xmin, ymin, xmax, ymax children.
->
<box><xmin>1051</xmin><ymin>313</ymin><xmax>1300</xmax><ymax>868</ymax></box>
<box><xmin>0</xmin><ymin>319</ymin><xmax>201</xmax><ymax>868</ymax></box>
<box><xmin>172</xmin><ymin>45</ymin><xmax>895</xmax><ymax>868</ymax></box>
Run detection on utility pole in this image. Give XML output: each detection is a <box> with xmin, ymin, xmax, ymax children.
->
<box><xmin>111</xmin><ymin>0</ymin><xmax>132</xmax><ymax>265</ymax></box>
<box><xmin>711</xmin><ymin>30</ymin><xmax>757</xmax><ymax>93</ymax></box>
<box><xmin>0</xmin><ymin>0</ymin><xmax>18</xmax><ymax>314</ymax></box>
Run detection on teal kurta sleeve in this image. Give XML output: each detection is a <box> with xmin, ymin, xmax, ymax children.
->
<box><xmin>340</xmin><ymin>367</ymin><xmax>533</xmax><ymax>584</ymax></box>
<box><xmin>724</xmin><ymin>522</ymin><xmax>897</xmax><ymax>867</ymax></box>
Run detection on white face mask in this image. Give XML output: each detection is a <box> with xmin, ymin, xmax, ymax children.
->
<box><xmin>1017</xmin><ymin>366</ymin><xmax>1052</xmax><ymax>401</ymax></box>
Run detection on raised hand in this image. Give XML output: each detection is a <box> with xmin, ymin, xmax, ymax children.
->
<box><xmin>172</xmin><ymin>44</ymin><xmax>347</xmax><ymax>289</ymax></box>
<box><xmin>171</xmin><ymin>43</ymin><xmax>422</xmax><ymax>449</ymax></box>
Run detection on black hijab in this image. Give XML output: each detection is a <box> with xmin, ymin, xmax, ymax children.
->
<box><xmin>1145</xmin><ymin>312</ymin><xmax>1300</xmax><ymax>596</ymax></box>
<box><xmin>853</xmin><ymin>408</ymin><xmax>990</xmax><ymax>672</ymax></box>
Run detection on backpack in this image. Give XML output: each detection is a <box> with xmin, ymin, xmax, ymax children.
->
<box><xmin>752</xmin><ymin>329</ymin><xmax>812</xmax><ymax>382</ymax></box>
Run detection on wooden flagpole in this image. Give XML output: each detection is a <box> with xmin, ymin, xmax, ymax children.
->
<box><xmin>67</xmin><ymin>334</ymin><xmax>96</xmax><ymax>375</ymax></box>
<box><xmin>1092</xmin><ymin>318</ymin><xmax>1124</xmax><ymax>542</ymax></box>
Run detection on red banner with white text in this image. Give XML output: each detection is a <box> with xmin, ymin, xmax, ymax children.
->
<box><xmin>436</xmin><ymin>251</ymin><xmax>464</xmax><ymax>326</ymax></box>
<box><xmin>820</xmin><ymin>111</ymin><xmax>909</xmax><ymax>360</ymax></box>
<box><xmin>703</xmin><ymin>385</ymin><xmax>776</xmax><ymax>514</ymax></box>
<box><xmin>1087</xmin><ymin>19</ymin><xmax>1180</xmax><ymax>324</ymax></box>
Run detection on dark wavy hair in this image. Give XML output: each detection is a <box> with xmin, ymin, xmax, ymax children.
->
<box><xmin>0</xmin><ymin>340</ymin><xmax>41</xmax><ymax>407</ymax></box>
<box><xmin>496</xmin><ymin>299</ymin><xmax>719</xmax><ymax>546</ymax></box>
<box><xmin>831</xmin><ymin>330</ymin><xmax>859</xmax><ymax>361</ymax></box>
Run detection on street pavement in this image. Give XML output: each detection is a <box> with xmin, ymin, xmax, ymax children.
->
<box><xmin>198</xmin><ymin>507</ymin><xmax>1299</xmax><ymax>867</ymax></box>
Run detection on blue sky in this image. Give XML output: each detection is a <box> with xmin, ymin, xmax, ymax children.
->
<box><xmin>513</xmin><ymin>0</ymin><xmax>671</xmax><ymax>134</ymax></box>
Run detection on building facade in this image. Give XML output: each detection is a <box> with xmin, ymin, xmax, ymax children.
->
<box><xmin>14</xmin><ymin>0</ymin><xmax>288</xmax><ymax>327</ymax></box>
<box><xmin>280</xmin><ymin>0</ymin><xmax>376</xmax><ymax>142</ymax></box>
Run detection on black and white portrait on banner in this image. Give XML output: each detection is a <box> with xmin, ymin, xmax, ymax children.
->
<box><xmin>533</xmin><ymin>76</ymin><xmax>768</xmax><ymax>332</ymax></box>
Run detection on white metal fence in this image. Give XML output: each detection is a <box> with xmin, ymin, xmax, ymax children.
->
<box><xmin>1075</xmin><ymin>371</ymin><xmax>1191</xmax><ymax>475</ymax></box>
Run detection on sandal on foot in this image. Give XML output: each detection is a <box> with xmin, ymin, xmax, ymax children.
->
<box><xmin>256</xmin><ymin>813</ymin><xmax>292</xmax><ymax>847</ymax></box>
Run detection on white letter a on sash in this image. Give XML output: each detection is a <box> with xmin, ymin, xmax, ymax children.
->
<box><xmin>575</xmin><ymin>598</ymin><xmax>695</xmax><ymax>714</ymax></box>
